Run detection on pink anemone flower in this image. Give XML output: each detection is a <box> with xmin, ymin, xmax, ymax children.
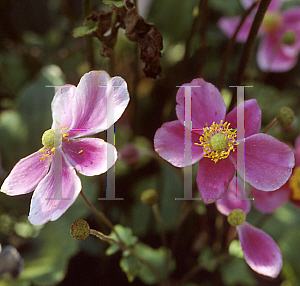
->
<box><xmin>218</xmin><ymin>0</ymin><xmax>300</xmax><ymax>72</ymax></box>
<box><xmin>154</xmin><ymin>78</ymin><xmax>294</xmax><ymax>203</ymax></box>
<box><xmin>0</xmin><ymin>71</ymin><xmax>130</xmax><ymax>225</ymax></box>
<box><xmin>216</xmin><ymin>177</ymin><xmax>283</xmax><ymax>278</ymax></box>
<box><xmin>251</xmin><ymin>134</ymin><xmax>300</xmax><ymax>213</ymax></box>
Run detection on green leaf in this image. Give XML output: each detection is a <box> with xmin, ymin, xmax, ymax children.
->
<box><xmin>103</xmin><ymin>0</ymin><xmax>125</xmax><ymax>8</ymax></box>
<box><xmin>105</xmin><ymin>225</ymin><xmax>138</xmax><ymax>255</ymax></box>
<box><xmin>135</xmin><ymin>243</ymin><xmax>175</xmax><ymax>285</ymax></box>
<box><xmin>120</xmin><ymin>255</ymin><xmax>140</xmax><ymax>282</ymax></box>
<box><xmin>72</xmin><ymin>20</ymin><xmax>98</xmax><ymax>38</ymax></box>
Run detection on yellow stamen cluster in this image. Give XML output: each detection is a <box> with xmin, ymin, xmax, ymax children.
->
<box><xmin>262</xmin><ymin>12</ymin><xmax>282</xmax><ymax>33</ymax></box>
<box><xmin>196</xmin><ymin>120</ymin><xmax>238</xmax><ymax>163</ymax></box>
<box><xmin>289</xmin><ymin>167</ymin><xmax>300</xmax><ymax>200</ymax></box>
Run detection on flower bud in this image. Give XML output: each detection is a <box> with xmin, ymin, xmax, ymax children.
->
<box><xmin>227</xmin><ymin>209</ymin><xmax>246</xmax><ymax>226</ymax></box>
<box><xmin>282</xmin><ymin>30</ymin><xmax>296</xmax><ymax>46</ymax></box>
<box><xmin>70</xmin><ymin>219</ymin><xmax>90</xmax><ymax>241</ymax></box>
<box><xmin>119</xmin><ymin>144</ymin><xmax>140</xmax><ymax>166</ymax></box>
<box><xmin>141</xmin><ymin>189</ymin><xmax>158</xmax><ymax>206</ymax></box>
<box><xmin>276</xmin><ymin>107</ymin><xmax>294</xmax><ymax>128</ymax></box>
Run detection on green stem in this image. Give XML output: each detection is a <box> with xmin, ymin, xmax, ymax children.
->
<box><xmin>217</xmin><ymin>0</ymin><xmax>259</xmax><ymax>90</ymax></box>
<box><xmin>262</xmin><ymin>117</ymin><xmax>278</xmax><ymax>133</ymax></box>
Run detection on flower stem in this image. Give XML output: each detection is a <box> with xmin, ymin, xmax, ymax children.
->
<box><xmin>235</xmin><ymin>0</ymin><xmax>272</xmax><ymax>85</ymax></box>
<box><xmin>262</xmin><ymin>118</ymin><xmax>277</xmax><ymax>133</ymax></box>
<box><xmin>217</xmin><ymin>0</ymin><xmax>259</xmax><ymax>90</ymax></box>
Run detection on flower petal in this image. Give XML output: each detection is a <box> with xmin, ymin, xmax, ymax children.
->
<box><xmin>225</xmin><ymin>99</ymin><xmax>261</xmax><ymax>138</ymax></box>
<box><xmin>241</xmin><ymin>0</ymin><xmax>281</xmax><ymax>12</ymax></box>
<box><xmin>238</xmin><ymin>133</ymin><xmax>295</xmax><ymax>191</ymax></box>
<box><xmin>175</xmin><ymin>79</ymin><xmax>226</xmax><ymax>132</ymax></box>
<box><xmin>251</xmin><ymin>183</ymin><xmax>290</xmax><ymax>213</ymax></box>
<box><xmin>51</xmin><ymin>85</ymin><xmax>76</xmax><ymax>130</ymax></box>
<box><xmin>216</xmin><ymin>176</ymin><xmax>251</xmax><ymax>216</ymax></box>
<box><xmin>237</xmin><ymin>222</ymin><xmax>282</xmax><ymax>278</ymax></box>
<box><xmin>63</xmin><ymin>138</ymin><xmax>117</xmax><ymax>176</ymax></box>
<box><xmin>257</xmin><ymin>34</ymin><xmax>298</xmax><ymax>72</ymax></box>
<box><xmin>196</xmin><ymin>157</ymin><xmax>235</xmax><ymax>204</ymax></box>
<box><xmin>70</xmin><ymin>71</ymin><xmax>130</xmax><ymax>137</ymax></box>
<box><xmin>295</xmin><ymin>135</ymin><xmax>300</xmax><ymax>167</ymax></box>
<box><xmin>1</xmin><ymin>150</ymin><xmax>51</xmax><ymax>195</ymax></box>
<box><xmin>218</xmin><ymin>16</ymin><xmax>255</xmax><ymax>42</ymax></box>
<box><xmin>28</xmin><ymin>151</ymin><xmax>81</xmax><ymax>225</ymax></box>
<box><xmin>154</xmin><ymin>120</ymin><xmax>203</xmax><ymax>167</ymax></box>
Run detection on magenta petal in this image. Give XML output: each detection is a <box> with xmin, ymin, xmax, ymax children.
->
<box><xmin>216</xmin><ymin>176</ymin><xmax>251</xmax><ymax>216</ymax></box>
<box><xmin>175</xmin><ymin>79</ymin><xmax>226</xmax><ymax>132</ymax></box>
<box><xmin>70</xmin><ymin>71</ymin><xmax>130</xmax><ymax>137</ymax></box>
<box><xmin>257</xmin><ymin>34</ymin><xmax>298</xmax><ymax>72</ymax></box>
<box><xmin>28</xmin><ymin>151</ymin><xmax>81</xmax><ymax>225</ymax></box>
<box><xmin>51</xmin><ymin>85</ymin><xmax>76</xmax><ymax>130</ymax></box>
<box><xmin>1</xmin><ymin>150</ymin><xmax>51</xmax><ymax>195</ymax></box>
<box><xmin>218</xmin><ymin>16</ymin><xmax>255</xmax><ymax>42</ymax></box>
<box><xmin>239</xmin><ymin>133</ymin><xmax>295</xmax><ymax>191</ymax></box>
<box><xmin>225</xmin><ymin>99</ymin><xmax>261</xmax><ymax>138</ymax></box>
<box><xmin>237</xmin><ymin>222</ymin><xmax>282</xmax><ymax>278</ymax></box>
<box><xmin>63</xmin><ymin>138</ymin><xmax>117</xmax><ymax>176</ymax></box>
<box><xmin>251</xmin><ymin>183</ymin><xmax>290</xmax><ymax>213</ymax></box>
<box><xmin>196</xmin><ymin>157</ymin><xmax>235</xmax><ymax>204</ymax></box>
<box><xmin>154</xmin><ymin>120</ymin><xmax>203</xmax><ymax>167</ymax></box>
<box><xmin>295</xmin><ymin>135</ymin><xmax>300</xmax><ymax>167</ymax></box>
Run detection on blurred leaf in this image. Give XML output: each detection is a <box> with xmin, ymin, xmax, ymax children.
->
<box><xmin>220</xmin><ymin>257</ymin><xmax>257</xmax><ymax>286</ymax></box>
<box><xmin>119</xmin><ymin>255</ymin><xmax>140</xmax><ymax>282</ymax></box>
<box><xmin>135</xmin><ymin>243</ymin><xmax>175</xmax><ymax>285</ymax></box>
<box><xmin>103</xmin><ymin>0</ymin><xmax>125</xmax><ymax>8</ymax></box>
<box><xmin>198</xmin><ymin>247</ymin><xmax>216</xmax><ymax>272</ymax></box>
<box><xmin>72</xmin><ymin>20</ymin><xmax>98</xmax><ymax>38</ymax></box>
<box><xmin>106</xmin><ymin>225</ymin><xmax>138</xmax><ymax>255</ymax></box>
<box><xmin>228</xmin><ymin>239</ymin><xmax>244</xmax><ymax>259</ymax></box>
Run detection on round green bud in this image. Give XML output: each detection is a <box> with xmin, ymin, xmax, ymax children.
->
<box><xmin>282</xmin><ymin>30</ymin><xmax>297</xmax><ymax>46</ymax></box>
<box><xmin>141</xmin><ymin>189</ymin><xmax>159</xmax><ymax>206</ymax></box>
<box><xmin>276</xmin><ymin>107</ymin><xmax>294</xmax><ymax>127</ymax></box>
<box><xmin>70</xmin><ymin>219</ymin><xmax>90</xmax><ymax>241</ymax></box>
<box><xmin>42</xmin><ymin>129</ymin><xmax>56</xmax><ymax>149</ymax></box>
<box><xmin>210</xmin><ymin>133</ymin><xmax>227</xmax><ymax>151</ymax></box>
<box><xmin>227</xmin><ymin>209</ymin><xmax>246</xmax><ymax>226</ymax></box>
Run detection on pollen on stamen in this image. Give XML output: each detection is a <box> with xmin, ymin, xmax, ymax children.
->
<box><xmin>195</xmin><ymin>120</ymin><xmax>238</xmax><ymax>163</ymax></box>
<box><xmin>78</xmin><ymin>150</ymin><xmax>83</xmax><ymax>154</ymax></box>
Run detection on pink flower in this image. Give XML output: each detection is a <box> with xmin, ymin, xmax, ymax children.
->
<box><xmin>216</xmin><ymin>177</ymin><xmax>283</xmax><ymax>278</ymax></box>
<box><xmin>251</xmin><ymin>134</ymin><xmax>300</xmax><ymax>213</ymax></box>
<box><xmin>218</xmin><ymin>0</ymin><xmax>300</xmax><ymax>72</ymax></box>
<box><xmin>0</xmin><ymin>71</ymin><xmax>130</xmax><ymax>225</ymax></box>
<box><xmin>154</xmin><ymin>78</ymin><xmax>294</xmax><ymax>203</ymax></box>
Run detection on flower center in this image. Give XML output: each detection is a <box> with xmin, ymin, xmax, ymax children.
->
<box><xmin>282</xmin><ymin>30</ymin><xmax>297</xmax><ymax>46</ymax></box>
<box><xmin>262</xmin><ymin>12</ymin><xmax>282</xmax><ymax>33</ymax></box>
<box><xmin>195</xmin><ymin>120</ymin><xmax>238</xmax><ymax>163</ymax></box>
<box><xmin>42</xmin><ymin>129</ymin><xmax>56</xmax><ymax>149</ymax></box>
<box><xmin>228</xmin><ymin>209</ymin><xmax>246</xmax><ymax>226</ymax></box>
<box><xmin>289</xmin><ymin>167</ymin><xmax>300</xmax><ymax>200</ymax></box>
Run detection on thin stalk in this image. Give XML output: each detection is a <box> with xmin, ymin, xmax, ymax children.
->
<box><xmin>108</xmin><ymin>9</ymin><xmax>118</xmax><ymax>75</ymax></box>
<box><xmin>262</xmin><ymin>117</ymin><xmax>278</xmax><ymax>133</ymax></box>
<box><xmin>217</xmin><ymin>0</ymin><xmax>259</xmax><ymax>90</ymax></box>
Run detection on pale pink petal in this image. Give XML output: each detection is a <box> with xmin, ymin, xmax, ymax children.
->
<box><xmin>176</xmin><ymin>79</ymin><xmax>226</xmax><ymax>132</ymax></box>
<box><xmin>63</xmin><ymin>138</ymin><xmax>117</xmax><ymax>176</ymax></box>
<box><xmin>257</xmin><ymin>34</ymin><xmax>298</xmax><ymax>72</ymax></box>
<box><xmin>237</xmin><ymin>133</ymin><xmax>295</xmax><ymax>191</ymax></box>
<box><xmin>218</xmin><ymin>16</ymin><xmax>255</xmax><ymax>42</ymax></box>
<box><xmin>251</xmin><ymin>183</ymin><xmax>290</xmax><ymax>213</ymax></box>
<box><xmin>295</xmin><ymin>135</ymin><xmax>300</xmax><ymax>167</ymax></box>
<box><xmin>28</xmin><ymin>151</ymin><xmax>81</xmax><ymax>225</ymax></box>
<box><xmin>196</xmin><ymin>157</ymin><xmax>235</xmax><ymax>204</ymax></box>
<box><xmin>154</xmin><ymin>120</ymin><xmax>203</xmax><ymax>167</ymax></box>
<box><xmin>1</xmin><ymin>150</ymin><xmax>51</xmax><ymax>196</ymax></box>
<box><xmin>51</xmin><ymin>85</ymin><xmax>76</xmax><ymax>130</ymax></box>
<box><xmin>70</xmin><ymin>71</ymin><xmax>130</xmax><ymax>138</ymax></box>
<box><xmin>237</xmin><ymin>222</ymin><xmax>282</xmax><ymax>278</ymax></box>
<box><xmin>241</xmin><ymin>0</ymin><xmax>281</xmax><ymax>12</ymax></box>
<box><xmin>225</xmin><ymin>99</ymin><xmax>261</xmax><ymax>138</ymax></box>
<box><xmin>216</xmin><ymin>176</ymin><xmax>251</xmax><ymax>216</ymax></box>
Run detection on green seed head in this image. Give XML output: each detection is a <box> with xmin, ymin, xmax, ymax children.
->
<box><xmin>141</xmin><ymin>189</ymin><xmax>159</xmax><ymax>206</ymax></box>
<box><xmin>282</xmin><ymin>30</ymin><xmax>297</xmax><ymax>46</ymax></box>
<box><xmin>227</xmin><ymin>209</ymin><xmax>246</xmax><ymax>226</ymax></box>
<box><xmin>42</xmin><ymin>129</ymin><xmax>56</xmax><ymax>149</ymax></box>
<box><xmin>70</xmin><ymin>219</ymin><xmax>90</xmax><ymax>241</ymax></box>
<box><xmin>276</xmin><ymin>107</ymin><xmax>294</xmax><ymax>127</ymax></box>
<box><xmin>210</xmin><ymin>133</ymin><xmax>227</xmax><ymax>151</ymax></box>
